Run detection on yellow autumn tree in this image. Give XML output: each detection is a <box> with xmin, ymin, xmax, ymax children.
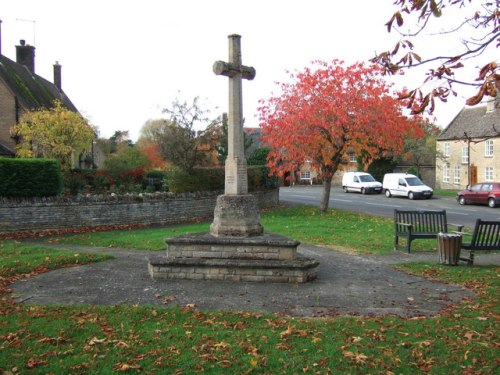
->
<box><xmin>11</xmin><ymin>100</ymin><xmax>96</xmax><ymax>170</ymax></box>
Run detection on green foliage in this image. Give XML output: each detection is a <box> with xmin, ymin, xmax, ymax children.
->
<box><xmin>217</xmin><ymin>113</ymin><xmax>254</xmax><ymax>164</ymax></box>
<box><xmin>155</xmin><ymin>97</ymin><xmax>220</xmax><ymax>171</ymax></box>
<box><xmin>104</xmin><ymin>146</ymin><xmax>150</xmax><ymax>182</ymax></box>
<box><xmin>92</xmin><ymin>170</ymin><xmax>115</xmax><ymax>192</ymax></box>
<box><xmin>247</xmin><ymin>147</ymin><xmax>270</xmax><ymax>166</ymax></box>
<box><xmin>366</xmin><ymin>157</ymin><xmax>398</xmax><ymax>182</ymax></box>
<box><xmin>165</xmin><ymin>166</ymin><xmax>276</xmax><ymax>193</ymax></box>
<box><xmin>118</xmin><ymin>167</ymin><xmax>146</xmax><ymax>191</ymax></box>
<box><xmin>407</xmin><ymin>165</ymin><xmax>419</xmax><ymax>177</ymax></box>
<box><xmin>11</xmin><ymin>100</ymin><xmax>96</xmax><ymax>170</ymax></box>
<box><xmin>0</xmin><ymin>158</ymin><xmax>63</xmax><ymax>197</ymax></box>
<box><xmin>166</xmin><ymin>167</ymin><xmax>224</xmax><ymax>193</ymax></box>
<box><xmin>248</xmin><ymin>166</ymin><xmax>278</xmax><ymax>190</ymax></box>
<box><xmin>144</xmin><ymin>170</ymin><xmax>167</xmax><ymax>192</ymax></box>
<box><xmin>63</xmin><ymin>170</ymin><xmax>87</xmax><ymax>195</ymax></box>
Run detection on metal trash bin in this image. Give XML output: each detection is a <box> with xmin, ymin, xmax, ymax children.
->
<box><xmin>437</xmin><ymin>233</ymin><xmax>462</xmax><ymax>265</ymax></box>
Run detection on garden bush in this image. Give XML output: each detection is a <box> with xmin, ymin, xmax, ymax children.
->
<box><xmin>143</xmin><ymin>170</ymin><xmax>166</xmax><ymax>192</ymax></box>
<box><xmin>92</xmin><ymin>170</ymin><xmax>115</xmax><ymax>192</ymax></box>
<box><xmin>166</xmin><ymin>167</ymin><xmax>224</xmax><ymax>193</ymax></box>
<box><xmin>166</xmin><ymin>166</ymin><xmax>276</xmax><ymax>193</ymax></box>
<box><xmin>248</xmin><ymin>165</ymin><xmax>277</xmax><ymax>190</ymax></box>
<box><xmin>63</xmin><ymin>170</ymin><xmax>88</xmax><ymax>195</ymax></box>
<box><xmin>0</xmin><ymin>158</ymin><xmax>63</xmax><ymax>197</ymax></box>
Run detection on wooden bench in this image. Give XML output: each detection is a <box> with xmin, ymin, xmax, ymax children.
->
<box><xmin>458</xmin><ymin>219</ymin><xmax>500</xmax><ymax>265</ymax></box>
<box><xmin>394</xmin><ymin>209</ymin><xmax>463</xmax><ymax>253</ymax></box>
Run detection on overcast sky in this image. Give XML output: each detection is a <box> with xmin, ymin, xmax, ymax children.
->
<box><xmin>2</xmin><ymin>0</ymin><xmax>494</xmax><ymax>141</ymax></box>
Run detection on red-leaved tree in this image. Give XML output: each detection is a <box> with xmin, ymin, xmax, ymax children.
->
<box><xmin>258</xmin><ymin>60</ymin><xmax>425</xmax><ymax>211</ymax></box>
<box><xmin>138</xmin><ymin>141</ymin><xmax>168</xmax><ymax>169</ymax></box>
<box><xmin>372</xmin><ymin>0</ymin><xmax>499</xmax><ymax>114</ymax></box>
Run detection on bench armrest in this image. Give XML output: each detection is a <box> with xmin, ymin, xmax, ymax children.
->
<box><xmin>453</xmin><ymin>231</ymin><xmax>472</xmax><ymax>237</ymax></box>
<box><xmin>396</xmin><ymin>222</ymin><xmax>412</xmax><ymax>229</ymax></box>
<box><xmin>448</xmin><ymin>223</ymin><xmax>464</xmax><ymax>232</ymax></box>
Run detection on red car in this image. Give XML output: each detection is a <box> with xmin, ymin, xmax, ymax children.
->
<box><xmin>457</xmin><ymin>182</ymin><xmax>500</xmax><ymax>208</ymax></box>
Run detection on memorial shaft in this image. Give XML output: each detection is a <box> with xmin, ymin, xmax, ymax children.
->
<box><xmin>213</xmin><ymin>34</ymin><xmax>255</xmax><ymax>195</ymax></box>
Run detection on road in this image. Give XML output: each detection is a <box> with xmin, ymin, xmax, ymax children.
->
<box><xmin>279</xmin><ymin>185</ymin><xmax>500</xmax><ymax>228</ymax></box>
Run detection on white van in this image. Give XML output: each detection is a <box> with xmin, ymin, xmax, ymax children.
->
<box><xmin>342</xmin><ymin>172</ymin><xmax>382</xmax><ymax>194</ymax></box>
<box><xmin>382</xmin><ymin>173</ymin><xmax>433</xmax><ymax>199</ymax></box>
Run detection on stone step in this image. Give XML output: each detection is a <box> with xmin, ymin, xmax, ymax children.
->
<box><xmin>148</xmin><ymin>255</ymin><xmax>319</xmax><ymax>283</ymax></box>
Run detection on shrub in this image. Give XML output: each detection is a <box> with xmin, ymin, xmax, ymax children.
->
<box><xmin>201</xmin><ymin>168</ymin><xmax>225</xmax><ymax>191</ymax></box>
<box><xmin>166</xmin><ymin>167</ymin><xmax>209</xmax><ymax>193</ymax></box>
<box><xmin>118</xmin><ymin>167</ymin><xmax>146</xmax><ymax>187</ymax></box>
<box><xmin>63</xmin><ymin>171</ymin><xmax>87</xmax><ymax>195</ymax></box>
<box><xmin>92</xmin><ymin>170</ymin><xmax>115</xmax><ymax>192</ymax></box>
<box><xmin>248</xmin><ymin>166</ymin><xmax>278</xmax><ymax>190</ymax></box>
<box><xmin>143</xmin><ymin>170</ymin><xmax>166</xmax><ymax>192</ymax></box>
<box><xmin>166</xmin><ymin>166</ymin><xmax>276</xmax><ymax>193</ymax></box>
<box><xmin>247</xmin><ymin>147</ymin><xmax>270</xmax><ymax>166</ymax></box>
<box><xmin>0</xmin><ymin>158</ymin><xmax>63</xmax><ymax>197</ymax></box>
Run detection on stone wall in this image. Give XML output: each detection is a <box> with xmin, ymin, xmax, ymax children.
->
<box><xmin>0</xmin><ymin>189</ymin><xmax>279</xmax><ymax>233</ymax></box>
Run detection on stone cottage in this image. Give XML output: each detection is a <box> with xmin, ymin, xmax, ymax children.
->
<box><xmin>0</xmin><ymin>20</ymin><xmax>103</xmax><ymax>167</ymax></box>
<box><xmin>436</xmin><ymin>94</ymin><xmax>500</xmax><ymax>190</ymax></box>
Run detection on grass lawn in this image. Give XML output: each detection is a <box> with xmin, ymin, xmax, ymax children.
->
<box><xmin>43</xmin><ymin>206</ymin><xmax>439</xmax><ymax>255</ymax></box>
<box><xmin>0</xmin><ymin>205</ymin><xmax>498</xmax><ymax>374</ymax></box>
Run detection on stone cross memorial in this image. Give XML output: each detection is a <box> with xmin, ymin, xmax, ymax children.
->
<box><xmin>210</xmin><ymin>34</ymin><xmax>263</xmax><ymax>237</ymax></box>
<box><xmin>148</xmin><ymin>34</ymin><xmax>319</xmax><ymax>283</ymax></box>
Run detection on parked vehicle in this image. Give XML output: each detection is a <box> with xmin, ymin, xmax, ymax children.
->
<box><xmin>342</xmin><ymin>172</ymin><xmax>382</xmax><ymax>194</ymax></box>
<box><xmin>457</xmin><ymin>182</ymin><xmax>500</xmax><ymax>208</ymax></box>
<box><xmin>383</xmin><ymin>173</ymin><xmax>433</xmax><ymax>199</ymax></box>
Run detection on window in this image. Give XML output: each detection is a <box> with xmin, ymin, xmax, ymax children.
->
<box><xmin>300</xmin><ymin>171</ymin><xmax>311</xmax><ymax>180</ymax></box>
<box><xmin>462</xmin><ymin>145</ymin><xmax>469</xmax><ymax>164</ymax></box>
<box><xmin>485</xmin><ymin>140</ymin><xmax>493</xmax><ymax>157</ymax></box>
<box><xmin>443</xmin><ymin>164</ymin><xmax>450</xmax><ymax>183</ymax></box>
<box><xmin>443</xmin><ymin>142</ymin><xmax>450</xmax><ymax>157</ymax></box>
<box><xmin>348</xmin><ymin>152</ymin><xmax>356</xmax><ymax>162</ymax></box>
<box><xmin>470</xmin><ymin>183</ymin><xmax>482</xmax><ymax>192</ymax></box>
<box><xmin>481</xmin><ymin>183</ymin><xmax>492</xmax><ymax>191</ymax></box>
<box><xmin>454</xmin><ymin>166</ymin><xmax>460</xmax><ymax>184</ymax></box>
<box><xmin>485</xmin><ymin>167</ymin><xmax>494</xmax><ymax>182</ymax></box>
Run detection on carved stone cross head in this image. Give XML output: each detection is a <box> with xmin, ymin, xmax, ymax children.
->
<box><xmin>213</xmin><ymin>34</ymin><xmax>255</xmax><ymax>81</ymax></box>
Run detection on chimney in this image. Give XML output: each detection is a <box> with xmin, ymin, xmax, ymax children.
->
<box><xmin>16</xmin><ymin>39</ymin><xmax>35</xmax><ymax>73</ymax></box>
<box><xmin>53</xmin><ymin>61</ymin><xmax>62</xmax><ymax>91</ymax></box>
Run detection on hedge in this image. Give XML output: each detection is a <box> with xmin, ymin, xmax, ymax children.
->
<box><xmin>166</xmin><ymin>166</ymin><xmax>277</xmax><ymax>193</ymax></box>
<box><xmin>0</xmin><ymin>158</ymin><xmax>63</xmax><ymax>197</ymax></box>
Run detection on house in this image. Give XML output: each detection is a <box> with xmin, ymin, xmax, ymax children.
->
<box><xmin>436</xmin><ymin>94</ymin><xmax>500</xmax><ymax>190</ymax></box>
<box><xmin>0</xmin><ymin>20</ymin><xmax>95</xmax><ymax>166</ymax></box>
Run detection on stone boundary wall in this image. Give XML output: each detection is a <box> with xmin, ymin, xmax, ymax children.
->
<box><xmin>0</xmin><ymin>189</ymin><xmax>279</xmax><ymax>233</ymax></box>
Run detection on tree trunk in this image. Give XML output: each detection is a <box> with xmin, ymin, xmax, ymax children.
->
<box><xmin>320</xmin><ymin>176</ymin><xmax>333</xmax><ymax>212</ymax></box>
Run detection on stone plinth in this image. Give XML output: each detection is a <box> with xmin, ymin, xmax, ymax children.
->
<box><xmin>148</xmin><ymin>233</ymin><xmax>319</xmax><ymax>283</ymax></box>
<box><xmin>210</xmin><ymin>194</ymin><xmax>263</xmax><ymax>237</ymax></box>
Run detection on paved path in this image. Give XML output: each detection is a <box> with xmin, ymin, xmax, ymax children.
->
<box><xmin>11</xmin><ymin>243</ymin><xmax>499</xmax><ymax>317</ymax></box>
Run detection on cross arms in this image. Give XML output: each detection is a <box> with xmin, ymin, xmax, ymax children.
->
<box><xmin>213</xmin><ymin>61</ymin><xmax>256</xmax><ymax>80</ymax></box>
